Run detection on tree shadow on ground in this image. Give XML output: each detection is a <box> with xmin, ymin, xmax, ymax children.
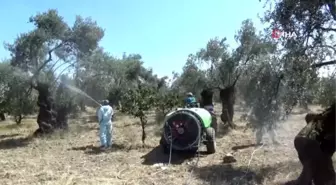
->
<box><xmin>70</xmin><ymin>143</ymin><xmax>126</xmax><ymax>155</ymax></box>
<box><xmin>115</xmin><ymin>120</ymin><xmax>158</xmax><ymax>129</ymax></box>
<box><xmin>0</xmin><ymin>136</ymin><xmax>32</xmax><ymax>150</ymax></box>
<box><xmin>72</xmin><ymin>116</ymin><xmax>96</xmax><ymax>124</ymax></box>
<box><xmin>193</xmin><ymin>163</ymin><xmax>265</xmax><ymax>185</ymax></box>
<box><xmin>71</xmin><ymin>124</ymin><xmax>98</xmax><ymax>132</ymax></box>
<box><xmin>279</xmin><ymin>180</ymin><xmax>299</xmax><ymax>185</ymax></box>
<box><xmin>2</xmin><ymin>123</ymin><xmax>34</xmax><ymax>130</ymax></box>
<box><xmin>270</xmin><ymin>160</ymin><xmax>336</xmax><ymax>185</ymax></box>
<box><xmin>141</xmin><ymin>146</ymin><xmax>208</xmax><ymax>165</ymax></box>
<box><xmin>291</xmin><ymin>110</ymin><xmax>310</xmax><ymax>115</ymax></box>
<box><xmin>0</xmin><ymin>133</ymin><xmax>20</xmax><ymax>139</ymax></box>
<box><xmin>231</xmin><ymin>143</ymin><xmax>261</xmax><ymax>151</ymax></box>
<box><xmin>114</xmin><ymin>121</ymin><xmax>140</xmax><ymax>128</ymax></box>
<box><xmin>193</xmin><ymin>160</ymin><xmax>302</xmax><ymax>185</ymax></box>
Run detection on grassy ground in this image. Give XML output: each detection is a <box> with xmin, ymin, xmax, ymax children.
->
<box><xmin>0</xmin><ymin>105</ymin><xmax>334</xmax><ymax>185</ymax></box>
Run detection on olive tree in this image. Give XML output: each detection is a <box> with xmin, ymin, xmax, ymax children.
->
<box><xmin>0</xmin><ymin>62</ymin><xmax>37</xmax><ymax>123</ymax></box>
<box><xmin>5</xmin><ymin>9</ymin><xmax>104</xmax><ymax>134</ymax></box>
<box><xmin>120</xmin><ymin>83</ymin><xmax>157</xmax><ymax>146</ymax></box>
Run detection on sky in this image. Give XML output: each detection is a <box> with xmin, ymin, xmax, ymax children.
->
<box><xmin>0</xmin><ymin>0</ymin><xmax>267</xmax><ymax>78</ymax></box>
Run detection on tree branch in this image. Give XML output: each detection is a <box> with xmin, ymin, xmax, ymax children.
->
<box><xmin>320</xmin><ymin>27</ymin><xmax>336</xmax><ymax>32</ymax></box>
<box><xmin>31</xmin><ymin>44</ymin><xmax>63</xmax><ymax>80</ymax></box>
<box><xmin>316</xmin><ymin>45</ymin><xmax>336</xmax><ymax>53</ymax></box>
<box><xmin>29</xmin><ymin>43</ymin><xmax>64</xmax><ymax>90</ymax></box>
<box><xmin>326</xmin><ymin>1</ymin><xmax>336</xmax><ymax>21</ymax></box>
<box><xmin>311</xmin><ymin>60</ymin><xmax>336</xmax><ymax>68</ymax></box>
<box><xmin>231</xmin><ymin>52</ymin><xmax>253</xmax><ymax>87</ymax></box>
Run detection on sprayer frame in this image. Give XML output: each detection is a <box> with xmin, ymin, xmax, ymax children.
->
<box><xmin>159</xmin><ymin>108</ymin><xmax>217</xmax><ymax>154</ymax></box>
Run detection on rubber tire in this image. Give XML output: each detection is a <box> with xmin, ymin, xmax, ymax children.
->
<box><xmin>205</xmin><ymin>127</ymin><xmax>216</xmax><ymax>154</ymax></box>
<box><xmin>211</xmin><ymin>114</ymin><xmax>218</xmax><ymax>133</ymax></box>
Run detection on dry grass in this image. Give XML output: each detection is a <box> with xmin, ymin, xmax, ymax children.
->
<box><xmin>0</xmin><ymin>104</ymin><xmax>334</xmax><ymax>185</ymax></box>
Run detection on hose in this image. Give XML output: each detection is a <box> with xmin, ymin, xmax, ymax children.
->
<box><xmin>168</xmin><ymin>125</ymin><xmax>173</xmax><ymax>165</ymax></box>
<box><xmin>167</xmin><ymin>123</ymin><xmax>202</xmax><ymax>166</ymax></box>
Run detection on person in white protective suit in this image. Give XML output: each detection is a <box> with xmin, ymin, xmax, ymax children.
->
<box><xmin>97</xmin><ymin>100</ymin><xmax>114</xmax><ymax>149</ymax></box>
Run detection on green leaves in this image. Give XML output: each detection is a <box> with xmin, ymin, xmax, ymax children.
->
<box><xmin>314</xmin><ymin>76</ymin><xmax>336</xmax><ymax>108</ymax></box>
<box><xmin>0</xmin><ymin>6</ymin><xmax>334</xmax><ymax>138</ymax></box>
<box><xmin>120</xmin><ymin>85</ymin><xmax>158</xmax><ymax>118</ymax></box>
<box><xmin>71</xmin><ymin>16</ymin><xmax>105</xmax><ymax>54</ymax></box>
<box><xmin>29</xmin><ymin>9</ymin><xmax>68</xmax><ymax>40</ymax></box>
<box><xmin>0</xmin><ymin>62</ymin><xmax>37</xmax><ymax>117</ymax></box>
<box><xmin>262</xmin><ymin>0</ymin><xmax>336</xmax><ymax>67</ymax></box>
<box><xmin>6</xmin><ymin>9</ymin><xmax>104</xmax><ymax>78</ymax></box>
<box><xmin>155</xmin><ymin>90</ymin><xmax>183</xmax><ymax>115</ymax></box>
<box><xmin>120</xmin><ymin>81</ymin><xmax>182</xmax><ymax>118</ymax></box>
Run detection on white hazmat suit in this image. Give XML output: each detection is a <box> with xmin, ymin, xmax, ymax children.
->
<box><xmin>97</xmin><ymin>100</ymin><xmax>114</xmax><ymax>148</ymax></box>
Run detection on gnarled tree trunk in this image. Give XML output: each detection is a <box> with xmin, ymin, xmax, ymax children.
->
<box><xmin>0</xmin><ymin>113</ymin><xmax>5</xmax><ymax>121</ymax></box>
<box><xmin>79</xmin><ymin>100</ymin><xmax>86</xmax><ymax>111</ymax></box>
<box><xmin>200</xmin><ymin>89</ymin><xmax>214</xmax><ymax>108</ymax></box>
<box><xmin>219</xmin><ymin>85</ymin><xmax>235</xmax><ymax>128</ymax></box>
<box><xmin>295</xmin><ymin>138</ymin><xmax>335</xmax><ymax>185</ymax></box>
<box><xmin>294</xmin><ymin>103</ymin><xmax>335</xmax><ymax>184</ymax></box>
<box><xmin>55</xmin><ymin>105</ymin><xmax>69</xmax><ymax>130</ymax></box>
<box><xmin>33</xmin><ymin>82</ymin><xmax>69</xmax><ymax>136</ymax></box>
<box><xmin>200</xmin><ymin>88</ymin><xmax>218</xmax><ymax>132</ymax></box>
